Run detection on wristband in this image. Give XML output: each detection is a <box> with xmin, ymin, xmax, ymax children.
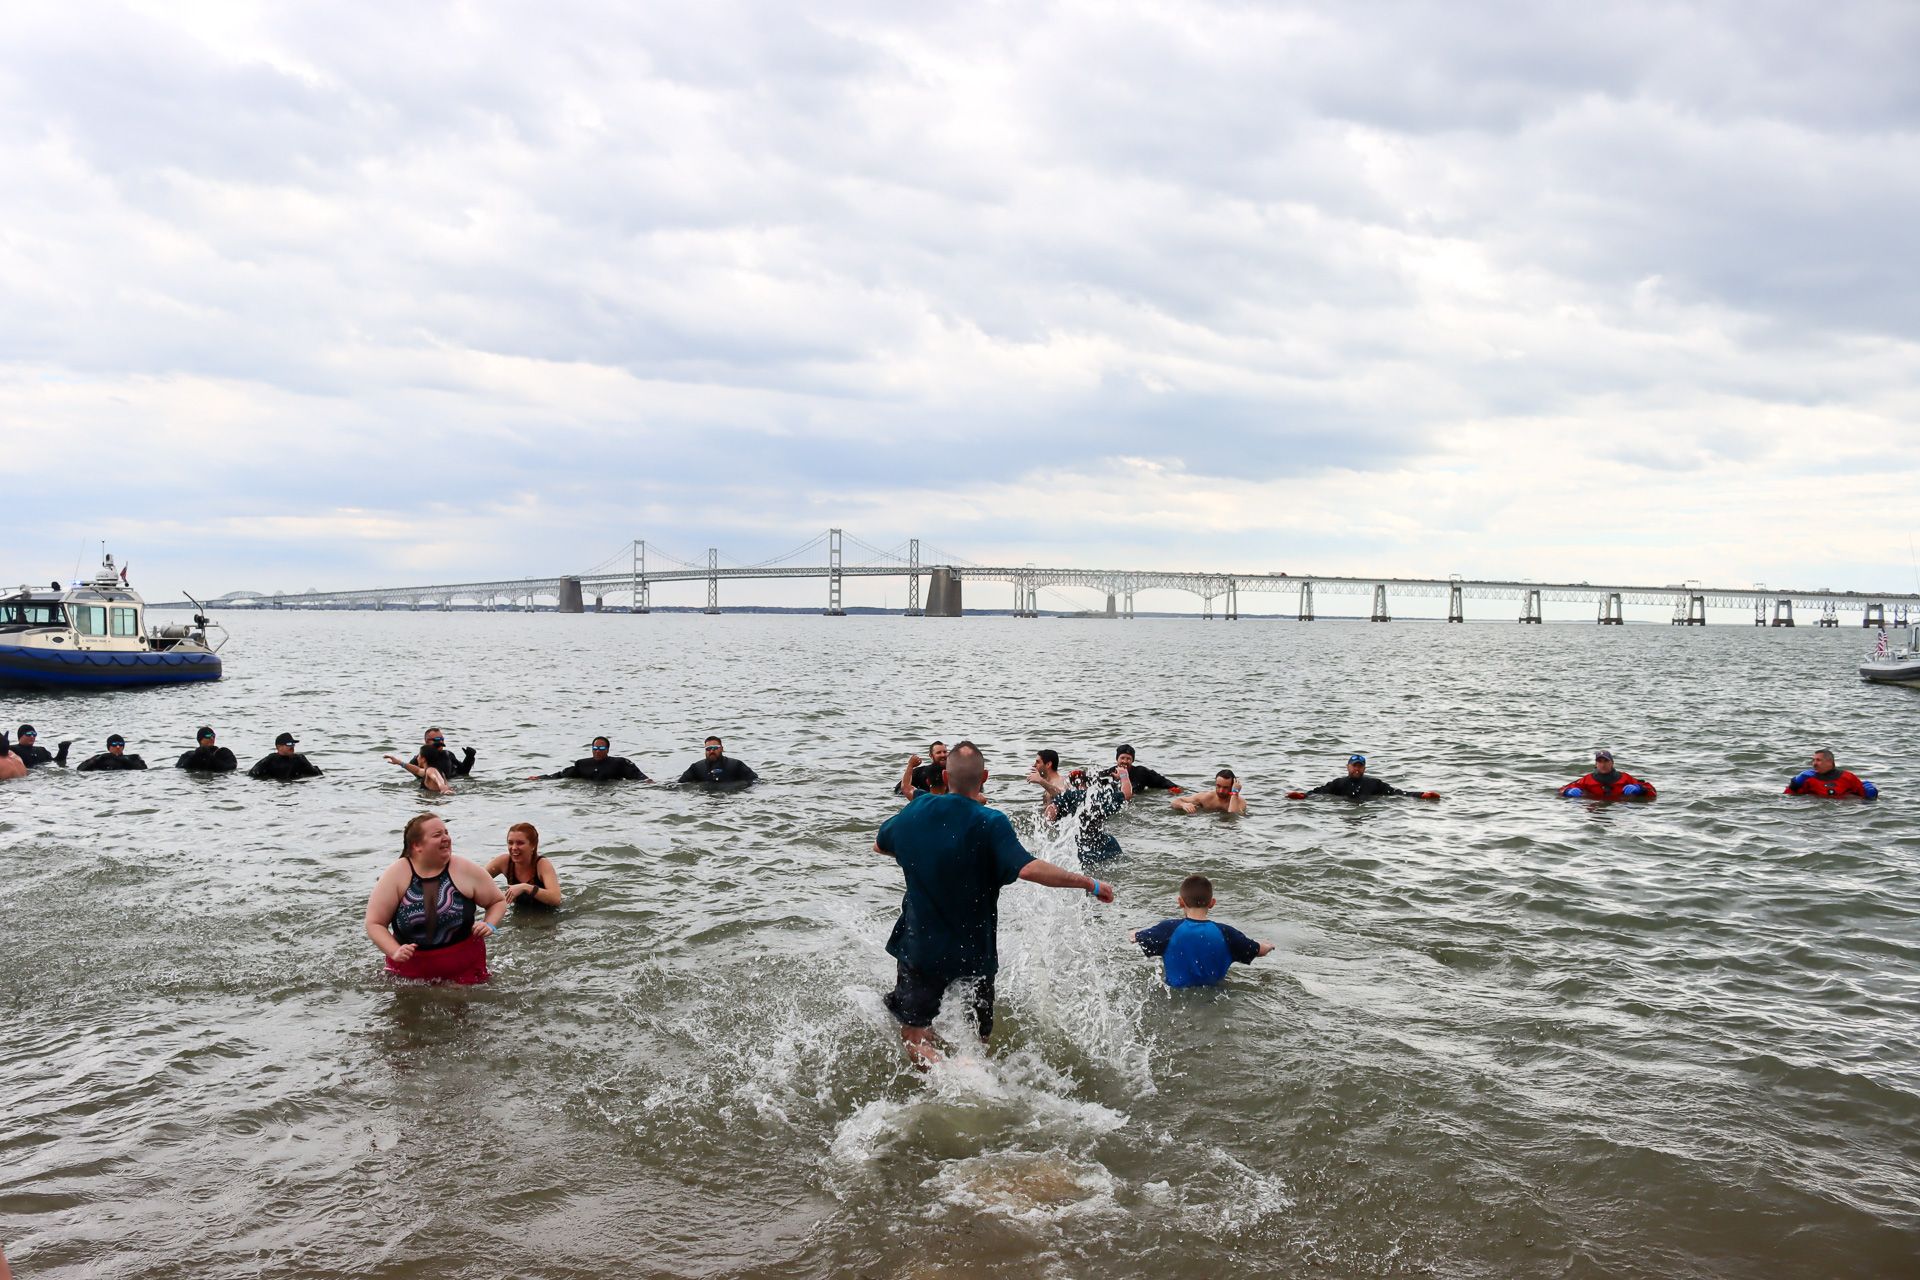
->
<box><xmin>1086</xmin><ymin>879</ymin><xmax>1102</xmax><ymax>897</ymax></box>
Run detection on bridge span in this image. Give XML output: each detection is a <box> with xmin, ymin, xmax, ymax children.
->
<box><xmin>177</xmin><ymin>530</ymin><xmax>1920</xmax><ymax>627</ymax></box>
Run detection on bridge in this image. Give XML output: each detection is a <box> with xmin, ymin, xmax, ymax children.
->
<box><xmin>171</xmin><ymin>529</ymin><xmax>1920</xmax><ymax>627</ymax></box>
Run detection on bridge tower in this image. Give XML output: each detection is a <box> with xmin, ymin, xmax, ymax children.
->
<box><xmin>1772</xmin><ymin>597</ymin><xmax>1795</xmax><ymax>627</ymax></box>
<box><xmin>1370</xmin><ymin>584</ymin><xmax>1390</xmax><ymax>623</ymax></box>
<box><xmin>704</xmin><ymin>549</ymin><xmax>720</xmax><ymax>615</ymax></box>
<box><xmin>1752</xmin><ymin>585</ymin><xmax>1768</xmax><ymax>627</ymax></box>
<box><xmin>1863</xmin><ymin>602</ymin><xmax>1886</xmax><ymax>629</ymax></box>
<box><xmin>906</xmin><ymin>539</ymin><xmax>922</xmax><ymax>616</ymax></box>
<box><xmin>1671</xmin><ymin>594</ymin><xmax>1707</xmax><ymax>626</ymax></box>
<box><xmin>825</xmin><ymin>529</ymin><xmax>846</xmax><ymax>616</ymax></box>
<box><xmin>1597</xmin><ymin>592</ymin><xmax>1624</xmax><ymax>625</ymax></box>
<box><xmin>1201</xmin><ymin>591</ymin><xmax>1214</xmax><ymax>620</ymax></box>
<box><xmin>631</xmin><ymin>541</ymin><xmax>649</xmax><ymax>614</ymax></box>
<box><xmin>1298</xmin><ymin>581</ymin><xmax>1314</xmax><ymax>621</ymax></box>
<box><xmin>1123</xmin><ymin>583</ymin><xmax>1135</xmax><ymax>619</ymax></box>
<box><xmin>1818</xmin><ymin>601</ymin><xmax>1838</xmax><ymax>627</ymax></box>
<box><xmin>1518</xmin><ymin>588</ymin><xmax>1543</xmax><ymax>624</ymax></box>
<box><xmin>1447</xmin><ymin>579</ymin><xmax>1464</xmax><ymax>623</ymax></box>
<box><xmin>1225</xmin><ymin>578</ymin><xmax>1239</xmax><ymax>620</ymax></box>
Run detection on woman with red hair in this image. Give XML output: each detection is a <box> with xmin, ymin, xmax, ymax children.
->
<box><xmin>487</xmin><ymin>821</ymin><xmax>563</xmax><ymax>908</ymax></box>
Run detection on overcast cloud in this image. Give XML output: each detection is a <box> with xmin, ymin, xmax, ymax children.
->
<box><xmin>3</xmin><ymin>0</ymin><xmax>1918</xmax><ymax>608</ymax></box>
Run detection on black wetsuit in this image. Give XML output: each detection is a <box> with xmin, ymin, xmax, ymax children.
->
<box><xmin>894</xmin><ymin>762</ymin><xmax>944</xmax><ymax>795</ymax></box>
<box><xmin>249</xmin><ymin>752</ymin><xmax>323</xmax><ymax>780</ymax></box>
<box><xmin>11</xmin><ymin>741</ymin><xmax>65</xmax><ymax>767</ymax></box>
<box><xmin>176</xmin><ymin>745</ymin><xmax>239</xmax><ymax>773</ymax></box>
<box><xmin>415</xmin><ymin>745</ymin><xmax>476</xmax><ymax>778</ymax></box>
<box><xmin>1112</xmin><ymin>763</ymin><xmax>1179</xmax><ymax>792</ymax></box>
<box><xmin>677</xmin><ymin>754</ymin><xmax>758</xmax><ymax>786</ymax></box>
<box><xmin>1307</xmin><ymin>774</ymin><xmax>1409</xmax><ymax>800</ymax></box>
<box><xmin>541</xmin><ymin>755</ymin><xmax>648</xmax><ymax>782</ymax></box>
<box><xmin>77</xmin><ymin>752</ymin><xmax>148</xmax><ymax>771</ymax></box>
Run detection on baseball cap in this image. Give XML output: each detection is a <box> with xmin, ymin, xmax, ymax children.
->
<box><xmin>1348</xmin><ymin>753</ymin><xmax>1367</xmax><ymax>765</ymax></box>
<box><xmin>107</xmin><ymin>734</ymin><xmax>126</xmax><ymax>746</ymax></box>
<box><xmin>275</xmin><ymin>732</ymin><xmax>299</xmax><ymax>746</ymax></box>
<box><xmin>1594</xmin><ymin>749</ymin><xmax>1614</xmax><ymax>762</ymax></box>
<box><xmin>196</xmin><ymin>726</ymin><xmax>215</xmax><ymax>741</ymax></box>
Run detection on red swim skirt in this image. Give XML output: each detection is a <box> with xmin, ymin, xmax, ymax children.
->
<box><xmin>384</xmin><ymin>934</ymin><xmax>490</xmax><ymax>984</ymax></box>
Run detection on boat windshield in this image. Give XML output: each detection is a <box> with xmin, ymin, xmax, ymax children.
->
<box><xmin>0</xmin><ymin>600</ymin><xmax>67</xmax><ymax>627</ymax></box>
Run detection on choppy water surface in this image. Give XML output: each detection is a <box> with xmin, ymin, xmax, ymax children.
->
<box><xmin>3</xmin><ymin>613</ymin><xmax>1917</xmax><ymax>1278</ymax></box>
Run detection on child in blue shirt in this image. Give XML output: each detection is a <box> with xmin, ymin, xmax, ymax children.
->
<box><xmin>1133</xmin><ymin>875</ymin><xmax>1272</xmax><ymax>988</ymax></box>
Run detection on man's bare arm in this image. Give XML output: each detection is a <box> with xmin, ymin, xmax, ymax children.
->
<box><xmin>1018</xmin><ymin>860</ymin><xmax>1115</xmax><ymax>902</ymax></box>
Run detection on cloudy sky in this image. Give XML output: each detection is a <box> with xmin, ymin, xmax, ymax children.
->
<box><xmin>4</xmin><ymin>0</ymin><xmax>1918</xmax><ymax>610</ymax></box>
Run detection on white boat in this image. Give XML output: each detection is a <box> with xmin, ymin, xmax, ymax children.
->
<box><xmin>0</xmin><ymin>553</ymin><xmax>225</xmax><ymax>689</ymax></box>
<box><xmin>1859</xmin><ymin>626</ymin><xmax>1920</xmax><ymax>685</ymax></box>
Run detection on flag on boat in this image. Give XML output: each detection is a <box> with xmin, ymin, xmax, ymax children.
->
<box><xmin>120</xmin><ymin>563</ymin><xmax>129</xmax><ymax>584</ymax></box>
<box><xmin>1876</xmin><ymin>627</ymin><xmax>1888</xmax><ymax>656</ymax></box>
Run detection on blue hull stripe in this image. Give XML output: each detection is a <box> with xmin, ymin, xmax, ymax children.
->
<box><xmin>0</xmin><ymin>643</ymin><xmax>222</xmax><ymax>689</ymax></box>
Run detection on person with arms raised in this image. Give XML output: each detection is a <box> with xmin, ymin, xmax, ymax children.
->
<box><xmin>11</xmin><ymin>724</ymin><xmax>69</xmax><ymax>768</ymax></box>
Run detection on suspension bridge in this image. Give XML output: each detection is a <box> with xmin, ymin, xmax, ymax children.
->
<box><xmin>166</xmin><ymin>529</ymin><xmax>1920</xmax><ymax>627</ymax></box>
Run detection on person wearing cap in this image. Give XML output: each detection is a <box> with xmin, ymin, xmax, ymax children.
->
<box><xmin>1109</xmin><ymin>744</ymin><xmax>1181</xmax><ymax>796</ymax></box>
<box><xmin>676</xmin><ymin>735</ymin><xmax>758</xmax><ymax>787</ymax></box>
<box><xmin>176</xmin><ymin>726</ymin><xmax>238</xmax><ymax>773</ymax></box>
<box><xmin>250</xmin><ymin>732</ymin><xmax>323</xmax><ymax>781</ymax></box>
<box><xmin>1784</xmin><ymin>748</ymin><xmax>1876</xmax><ymax>799</ymax></box>
<box><xmin>10</xmin><ymin>724</ymin><xmax>70</xmax><ymax>768</ymax></box>
<box><xmin>1286</xmin><ymin>754</ymin><xmax>1440</xmax><ymax>802</ymax></box>
<box><xmin>529</xmin><ymin>736</ymin><xmax>649</xmax><ymax>782</ymax></box>
<box><xmin>1558</xmin><ymin>750</ymin><xmax>1654</xmax><ymax>801</ymax></box>
<box><xmin>77</xmin><ymin>735</ymin><xmax>148</xmax><ymax>771</ymax></box>
<box><xmin>1172</xmin><ymin>768</ymin><xmax>1249</xmax><ymax>814</ymax></box>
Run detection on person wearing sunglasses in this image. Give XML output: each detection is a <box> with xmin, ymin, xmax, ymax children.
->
<box><xmin>10</xmin><ymin>724</ymin><xmax>70</xmax><ymax>768</ymax></box>
<box><xmin>412</xmin><ymin>727</ymin><xmax>476</xmax><ymax>780</ymax></box>
<box><xmin>529</xmin><ymin>736</ymin><xmax>650</xmax><ymax>782</ymax></box>
<box><xmin>676</xmin><ymin>735</ymin><xmax>758</xmax><ymax>787</ymax></box>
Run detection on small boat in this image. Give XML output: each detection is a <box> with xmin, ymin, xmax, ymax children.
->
<box><xmin>1859</xmin><ymin>626</ymin><xmax>1920</xmax><ymax>685</ymax></box>
<box><xmin>0</xmin><ymin>553</ymin><xmax>225</xmax><ymax>689</ymax></box>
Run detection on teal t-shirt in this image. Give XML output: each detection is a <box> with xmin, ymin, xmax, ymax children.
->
<box><xmin>877</xmin><ymin>793</ymin><xmax>1035</xmax><ymax>980</ymax></box>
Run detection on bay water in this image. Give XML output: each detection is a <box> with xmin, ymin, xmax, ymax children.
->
<box><xmin>2</xmin><ymin>613</ymin><xmax>1916</xmax><ymax>1277</ymax></box>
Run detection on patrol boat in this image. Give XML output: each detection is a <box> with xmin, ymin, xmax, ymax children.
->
<box><xmin>0</xmin><ymin>553</ymin><xmax>225</xmax><ymax>688</ymax></box>
<box><xmin>1859</xmin><ymin>626</ymin><xmax>1920</xmax><ymax>686</ymax></box>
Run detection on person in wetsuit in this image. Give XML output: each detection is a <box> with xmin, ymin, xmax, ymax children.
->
<box><xmin>1286</xmin><ymin>754</ymin><xmax>1440</xmax><ymax>801</ymax></box>
<box><xmin>1045</xmin><ymin>763</ymin><xmax>1131</xmax><ymax>863</ymax></box>
<box><xmin>897</xmin><ymin>749</ymin><xmax>948</xmax><ymax>799</ymax></box>
<box><xmin>413</xmin><ymin>727</ymin><xmax>476</xmax><ymax>780</ymax></box>
<box><xmin>677</xmin><ymin>735</ymin><xmax>758</xmax><ymax>786</ymax></box>
<box><xmin>530</xmin><ymin>736</ymin><xmax>649</xmax><ymax>782</ymax></box>
<box><xmin>1110</xmin><ymin>743</ymin><xmax>1182</xmax><ymax>796</ymax></box>
<box><xmin>0</xmin><ymin>733</ymin><xmax>26</xmax><ymax>782</ymax></box>
<box><xmin>77</xmin><ymin>734</ymin><xmax>147</xmax><ymax>771</ymax></box>
<box><xmin>176</xmin><ymin>726</ymin><xmax>238</xmax><ymax>773</ymax></box>
<box><xmin>1558</xmin><ymin>749</ymin><xmax>1655</xmax><ymax>800</ymax></box>
<box><xmin>1133</xmin><ymin>875</ymin><xmax>1272</xmax><ymax>988</ymax></box>
<box><xmin>1784</xmin><ymin>748</ymin><xmax>1878</xmax><ymax>799</ymax></box>
<box><xmin>11</xmin><ymin>725</ymin><xmax>70</xmax><ymax>768</ymax></box>
<box><xmin>250</xmin><ymin>732</ymin><xmax>323</xmax><ymax>781</ymax></box>
<box><xmin>487</xmin><ymin>821</ymin><xmax>562</xmax><ymax>908</ymax></box>
<box><xmin>364</xmin><ymin>812</ymin><xmax>505</xmax><ymax>984</ymax></box>
<box><xmin>894</xmin><ymin>740</ymin><xmax>947</xmax><ymax>796</ymax></box>
<box><xmin>1173</xmin><ymin>768</ymin><xmax>1248</xmax><ymax>814</ymax></box>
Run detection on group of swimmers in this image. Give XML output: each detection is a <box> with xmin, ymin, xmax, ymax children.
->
<box><xmin>0</xmin><ymin>724</ymin><xmax>759</xmax><ymax>792</ymax></box>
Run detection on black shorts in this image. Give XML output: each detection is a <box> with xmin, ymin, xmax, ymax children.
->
<box><xmin>884</xmin><ymin>960</ymin><xmax>996</xmax><ymax>1040</ymax></box>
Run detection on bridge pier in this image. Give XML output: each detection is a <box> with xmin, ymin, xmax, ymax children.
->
<box><xmin>1298</xmin><ymin>581</ymin><xmax>1314</xmax><ymax>621</ymax></box>
<box><xmin>1818</xmin><ymin>602</ymin><xmax>1838</xmax><ymax>627</ymax></box>
<box><xmin>926</xmin><ymin>567</ymin><xmax>962</xmax><ymax>617</ymax></box>
<box><xmin>1672</xmin><ymin>595</ymin><xmax>1707</xmax><ymax>626</ymax></box>
<box><xmin>1863</xmin><ymin>602</ymin><xmax>1886</xmax><ymax>629</ymax></box>
<box><xmin>1447</xmin><ymin>581</ymin><xmax>1464</xmax><ymax>623</ymax></box>
<box><xmin>1598</xmin><ymin>593</ymin><xmax>1624</xmax><ymax>625</ymax></box>
<box><xmin>1105</xmin><ymin>592</ymin><xmax>1117</xmax><ymax>618</ymax></box>
<box><xmin>1772</xmin><ymin>598</ymin><xmax>1795</xmax><ymax>627</ymax></box>
<box><xmin>1518</xmin><ymin>588</ymin><xmax>1543</xmax><ymax>624</ymax></box>
<box><xmin>1897</xmin><ymin>604</ymin><xmax>1911</xmax><ymax>628</ymax></box>
<box><xmin>557</xmin><ymin>576</ymin><xmax>585</xmax><ymax>614</ymax></box>
<box><xmin>1370</xmin><ymin>584</ymin><xmax>1390</xmax><ymax>623</ymax></box>
<box><xmin>1201</xmin><ymin>593</ymin><xmax>1214</xmax><ymax>621</ymax></box>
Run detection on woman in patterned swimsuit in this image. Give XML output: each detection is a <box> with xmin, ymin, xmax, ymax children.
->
<box><xmin>363</xmin><ymin>812</ymin><xmax>506</xmax><ymax>983</ymax></box>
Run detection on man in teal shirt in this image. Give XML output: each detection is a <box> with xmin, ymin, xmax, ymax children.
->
<box><xmin>874</xmin><ymin>740</ymin><xmax>1116</xmax><ymax>1066</ymax></box>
